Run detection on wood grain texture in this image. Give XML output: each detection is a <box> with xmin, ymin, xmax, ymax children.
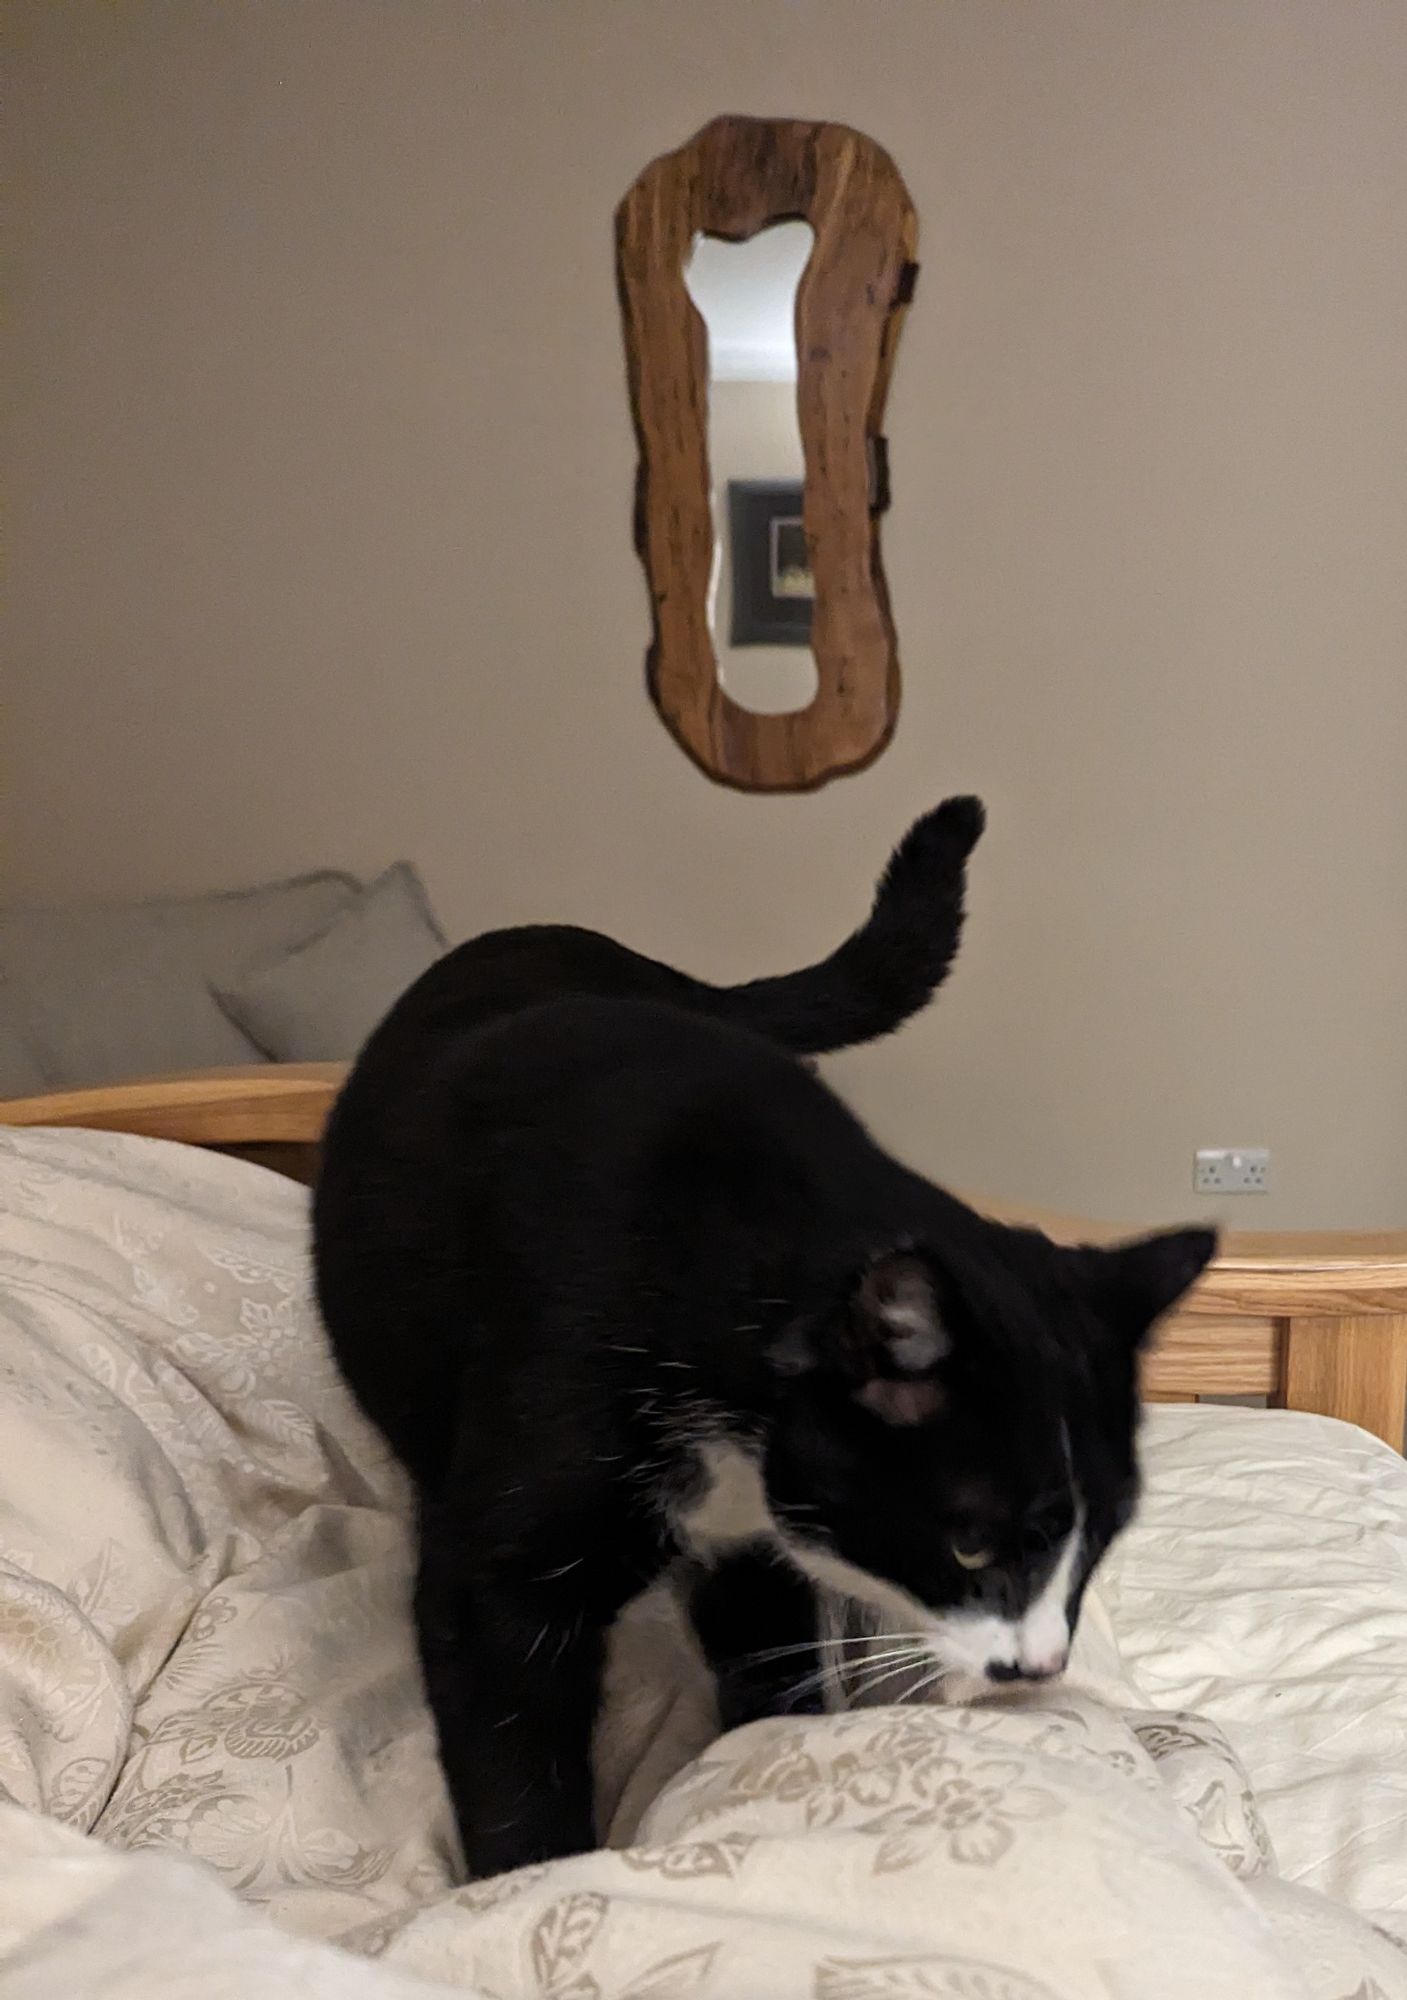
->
<box><xmin>617</xmin><ymin>115</ymin><xmax>917</xmax><ymax>790</ymax></box>
<box><xmin>1282</xmin><ymin>1314</ymin><xmax>1407</xmax><ymax>1449</ymax></box>
<box><xmin>1143</xmin><ymin>1314</ymin><xmax>1281</xmax><ymax>1397</ymax></box>
<box><xmin>0</xmin><ymin>1065</ymin><xmax>346</xmax><ymax>1147</ymax></box>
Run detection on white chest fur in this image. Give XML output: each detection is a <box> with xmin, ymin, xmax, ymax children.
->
<box><xmin>669</xmin><ymin>1437</ymin><xmax>778</xmax><ymax>1560</ymax></box>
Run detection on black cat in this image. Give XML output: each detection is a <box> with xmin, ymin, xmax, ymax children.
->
<box><xmin>313</xmin><ymin>798</ymin><xmax>1215</xmax><ymax>1879</ymax></box>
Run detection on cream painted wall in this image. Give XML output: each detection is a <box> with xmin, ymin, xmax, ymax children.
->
<box><xmin>7</xmin><ymin>1</ymin><xmax>1406</xmax><ymax>1228</ymax></box>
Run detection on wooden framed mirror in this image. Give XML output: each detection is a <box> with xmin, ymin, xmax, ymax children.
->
<box><xmin>617</xmin><ymin>116</ymin><xmax>917</xmax><ymax>792</ymax></box>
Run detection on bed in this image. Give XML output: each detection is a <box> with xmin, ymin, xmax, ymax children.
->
<box><xmin>0</xmin><ymin>1069</ymin><xmax>1403</xmax><ymax>1999</ymax></box>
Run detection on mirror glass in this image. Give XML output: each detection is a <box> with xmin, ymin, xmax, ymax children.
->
<box><xmin>684</xmin><ymin>221</ymin><xmax>818</xmax><ymax>715</ymax></box>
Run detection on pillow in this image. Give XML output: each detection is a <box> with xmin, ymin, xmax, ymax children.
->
<box><xmin>213</xmin><ymin>862</ymin><xmax>446</xmax><ymax>1060</ymax></box>
<box><xmin>0</xmin><ymin>870</ymin><xmax>360</xmax><ymax>1092</ymax></box>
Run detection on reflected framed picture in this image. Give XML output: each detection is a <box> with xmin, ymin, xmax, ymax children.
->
<box><xmin>727</xmin><ymin>480</ymin><xmax>814</xmax><ymax>646</ymax></box>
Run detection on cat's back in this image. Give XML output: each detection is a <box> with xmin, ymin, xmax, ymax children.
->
<box><xmin>320</xmin><ymin>989</ymin><xmax>866</xmax><ymax>1248</ymax></box>
<box><xmin>349</xmin><ymin>923</ymin><xmax>701</xmax><ymax>1083</ymax></box>
<box><xmin>378</xmin><ymin>990</ymin><xmax>827</xmax><ymax>1164</ymax></box>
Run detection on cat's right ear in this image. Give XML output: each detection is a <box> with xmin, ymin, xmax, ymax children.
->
<box><xmin>1073</xmin><ymin>1227</ymin><xmax>1219</xmax><ymax>1348</ymax></box>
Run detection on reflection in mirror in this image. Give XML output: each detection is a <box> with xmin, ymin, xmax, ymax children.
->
<box><xmin>684</xmin><ymin>222</ymin><xmax>819</xmax><ymax>716</ymax></box>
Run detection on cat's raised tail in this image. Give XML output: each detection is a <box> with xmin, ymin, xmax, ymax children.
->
<box><xmin>713</xmin><ymin>795</ymin><xmax>986</xmax><ymax>1057</ymax></box>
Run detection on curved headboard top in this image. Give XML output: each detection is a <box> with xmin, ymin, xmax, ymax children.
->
<box><xmin>0</xmin><ymin>1064</ymin><xmax>347</xmax><ymax>1148</ymax></box>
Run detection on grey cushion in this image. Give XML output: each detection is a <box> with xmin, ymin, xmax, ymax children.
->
<box><xmin>0</xmin><ymin>870</ymin><xmax>360</xmax><ymax>1094</ymax></box>
<box><xmin>213</xmin><ymin>862</ymin><xmax>445</xmax><ymax>1061</ymax></box>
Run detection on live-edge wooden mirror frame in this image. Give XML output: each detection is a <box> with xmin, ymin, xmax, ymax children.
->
<box><xmin>617</xmin><ymin>116</ymin><xmax>918</xmax><ymax>792</ymax></box>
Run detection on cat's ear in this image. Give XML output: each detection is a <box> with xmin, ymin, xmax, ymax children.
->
<box><xmin>1080</xmin><ymin>1227</ymin><xmax>1218</xmax><ymax>1347</ymax></box>
<box><xmin>848</xmin><ymin>1254</ymin><xmax>949</xmax><ymax>1424</ymax></box>
<box><xmin>850</xmin><ymin>1253</ymin><xmax>949</xmax><ymax>1371</ymax></box>
<box><xmin>773</xmin><ymin>1251</ymin><xmax>949</xmax><ymax>1425</ymax></box>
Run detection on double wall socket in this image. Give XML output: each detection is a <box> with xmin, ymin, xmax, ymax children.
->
<box><xmin>1194</xmin><ymin>1147</ymin><xmax>1270</xmax><ymax>1195</ymax></box>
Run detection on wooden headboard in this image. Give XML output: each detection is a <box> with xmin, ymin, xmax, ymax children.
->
<box><xmin>3</xmin><ymin>1066</ymin><xmax>1404</xmax><ymax>1451</ymax></box>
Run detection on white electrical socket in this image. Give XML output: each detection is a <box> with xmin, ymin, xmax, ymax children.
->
<box><xmin>1194</xmin><ymin>1147</ymin><xmax>1270</xmax><ymax>1195</ymax></box>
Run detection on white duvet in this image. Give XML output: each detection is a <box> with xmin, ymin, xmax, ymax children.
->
<box><xmin>1101</xmin><ymin>1403</ymin><xmax>1407</xmax><ymax>1934</ymax></box>
<box><xmin>0</xmin><ymin>1127</ymin><xmax>1402</xmax><ymax>1999</ymax></box>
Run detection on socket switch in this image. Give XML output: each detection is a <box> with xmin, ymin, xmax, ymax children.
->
<box><xmin>1194</xmin><ymin>1147</ymin><xmax>1270</xmax><ymax>1195</ymax></box>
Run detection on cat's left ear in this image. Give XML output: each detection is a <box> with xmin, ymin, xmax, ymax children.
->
<box><xmin>773</xmin><ymin>1251</ymin><xmax>949</xmax><ymax>1425</ymax></box>
<box><xmin>1079</xmin><ymin>1227</ymin><xmax>1218</xmax><ymax>1347</ymax></box>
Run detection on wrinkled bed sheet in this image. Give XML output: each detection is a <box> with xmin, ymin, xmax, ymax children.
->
<box><xmin>1100</xmin><ymin>1401</ymin><xmax>1407</xmax><ymax>1934</ymax></box>
<box><xmin>0</xmin><ymin>1127</ymin><xmax>1401</xmax><ymax>1999</ymax></box>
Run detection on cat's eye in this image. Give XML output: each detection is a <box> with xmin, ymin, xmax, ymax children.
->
<box><xmin>951</xmin><ymin>1541</ymin><xmax>994</xmax><ymax>1572</ymax></box>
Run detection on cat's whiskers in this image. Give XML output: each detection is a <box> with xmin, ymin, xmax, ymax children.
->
<box><xmin>836</xmin><ymin>1645</ymin><xmax>937</xmax><ymax>1705</ymax></box>
<box><xmin>897</xmin><ymin>1659</ymin><xmax>958</xmax><ymax>1706</ymax></box>
<box><xmin>739</xmin><ymin>1631</ymin><xmax>932</xmax><ymax>1669</ymax></box>
<box><xmin>779</xmin><ymin>1640</ymin><xmax>933</xmax><ymax>1708</ymax></box>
